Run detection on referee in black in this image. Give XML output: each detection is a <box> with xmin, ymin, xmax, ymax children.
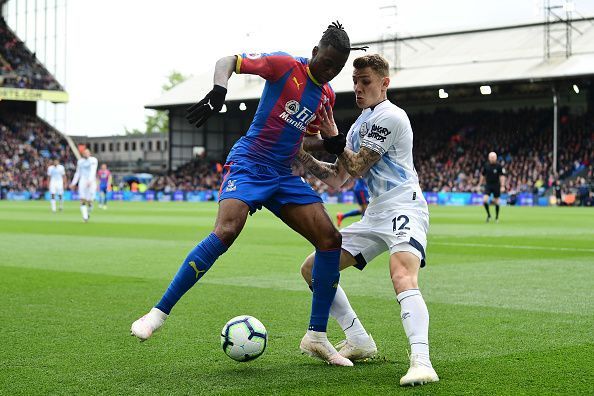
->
<box><xmin>479</xmin><ymin>152</ymin><xmax>506</xmax><ymax>222</ymax></box>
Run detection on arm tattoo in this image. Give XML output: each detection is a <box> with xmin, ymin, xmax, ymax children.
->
<box><xmin>297</xmin><ymin>149</ymin><xmax>339</xmax><ymax>181</ymax></box>
<box><xmin>338</xmin><ymin>147</ymin><xmax>381</xmax><ymax>177</ymax></box>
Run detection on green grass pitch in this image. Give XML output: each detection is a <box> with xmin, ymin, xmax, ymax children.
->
<box><xmin>0</xmin><ymin>201</ymin><xmax>593</xmax><ymax>395</ymax></box>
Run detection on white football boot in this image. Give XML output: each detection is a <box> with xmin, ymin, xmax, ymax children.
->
<box><xmin>300</xmin><ymin>331</ymin><xmax>354</xmax><ymax>366</ymax></box>
<box><xmin>335</xmin><ymin>334</ymin><xmax>377</xmax><ymax>361</ymax></box>
<box><xmin>399</xmin><ymin>353</ymin><xmax>439</xmax><ymax>386</ymax></box>
<box><xmin>130</xmin><ymin>307</ymin><xmax>168</xmax><ymax>341</ymax></box>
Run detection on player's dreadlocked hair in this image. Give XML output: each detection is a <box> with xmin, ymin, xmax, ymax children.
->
<box><xmin>319</xmin><ymin>21</ymin><xmax>369</xmax><ymax>54</ymax></box>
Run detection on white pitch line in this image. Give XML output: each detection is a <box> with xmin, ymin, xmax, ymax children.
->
<box><xmin>431</xmin><ymin>241</ymin><xmax>594</xmax><ymax>253</ymax></box>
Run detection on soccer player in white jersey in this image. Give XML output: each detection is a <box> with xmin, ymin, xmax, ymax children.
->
<box><xmin>69</xmin><ymin>148</ymin><xmax>98</xmax><ymax>222</ymax></box>
<box><xmin>47</xmin><ymin>158</ymin><xmax>66</xmax><ymax>212</ymax></box>
<box><xmin>298</xmin><ymin>54</ymin><xmax>438</xmax><ymax>386</ymax></box>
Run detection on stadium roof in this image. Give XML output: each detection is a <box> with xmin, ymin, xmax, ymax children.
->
<box><xmin>146</xmin><ymin>18</ymin><xmax>594</xmax><ymax>109</ymax></box>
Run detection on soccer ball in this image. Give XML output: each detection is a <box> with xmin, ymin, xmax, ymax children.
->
<box><xmin>220</xmin><ymin>315</ymin><xmax>267</xmax><ymax>362</ymax></box>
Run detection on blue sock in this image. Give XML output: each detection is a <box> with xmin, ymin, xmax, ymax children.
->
<box><xmin>309</xmin><ymin>248</ymin><xmax>341</xmax><ymax>332</ymax></box>
<box><xmin>156</xmin><ymin>233</ymin><xmax>228</xmax><ymax>314</ymax></box>
<box><xmin>343</xmin><ymin>209</ymin><xmax>362</xmax><ymax>218</ymax></box>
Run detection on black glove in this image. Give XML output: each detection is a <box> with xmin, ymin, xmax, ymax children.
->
<box><xmin>186</xmin><ymin>85</ymin><xmax>227</xmax><ymax>128</ymax></box>
<box><xmin>322</xmin><ymin>132</ymin><xmax>346</xmax><ymax>155</ymax></box>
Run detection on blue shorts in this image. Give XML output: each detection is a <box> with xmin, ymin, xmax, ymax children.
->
<box><xmin>218</xmin><ymin>161</ymin><xmax>322</xmax><ymax>216</ymax></box>
<box><xmin>99</xmin><ymin>186</ymin><xmax>108</xmax><ymax>193</ymax></box>
<box><xmin>353</xmin><ymin>188</ymin><xmax>369</xmax><ymax>206</ymax></box>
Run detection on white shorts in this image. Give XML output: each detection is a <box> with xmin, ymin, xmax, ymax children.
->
<box><xmin>78</xmin><ymin>180</ymin><xmax>97</xmax><ymax>201</ymax></box>
<box><xmin>49</xmin><ymin>181</ymin><xmax>64</xmax><ymax>195</ymax></box>
<box><xmin>341</xmin><ymin>207</ymin><xmax>429</xmax><ymax>269</ymax></box>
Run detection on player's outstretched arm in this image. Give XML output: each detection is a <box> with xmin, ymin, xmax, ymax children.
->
<box><xmin>338</xmin><ymin>147</ymin><xmax>381</xmax><ymax>178</ymax></box>
<box><xmin>297</xmin><ymin>148</ymin><xmax>349</xmax><ymax>189</ymax></box>
<box><xmin>314</xmin><ymin>105</ymin><xmax>381</xmax><ymax>176</ymax></box>
<box><xmin>302</xmin><ymin>134</ymin><xmax>325</xmax><ymax>152</ymax></box>
<box><xmin>186</xmin><ymin>56</ymin><xmax>236</xmax><ymax>128</ymax></box>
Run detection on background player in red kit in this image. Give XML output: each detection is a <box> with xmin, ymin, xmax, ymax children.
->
<box><xmin>97</xmin><ymin>163</ymin><xmax>112</xmax><ymax>210</ymax></box>
<box><xmin>131</xmin><ymin>22</ymin><xmax>368</xmax><ymax>366</ymax></box>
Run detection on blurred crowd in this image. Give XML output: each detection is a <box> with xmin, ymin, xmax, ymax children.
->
<box><xmin>292</xmin><ymin>107</ymin><xmax>592</xmax><ymax>204</ymax></box>
<box><xmin>411</xmin><ymin>108</ymin><xmax>592</xmax><ymax>198</ymax></box>
<box><xmin>0</xmin><ymin>17</ymin><xmax>63</xmax><ymax>91</ymax></box>
<box><xmin>0</xmin><ymin>113</ymin><xmax>76</xmax><ymax>198</ymax></box>
<box><xmin>148</xmin><ymin>160</ymin><xmax>222</xmax><ymax>193</ymax></box>
<box><xmin>1</xmin><ymin>107</ymin><xmax>591</xmax><ymax>206</ymax></box>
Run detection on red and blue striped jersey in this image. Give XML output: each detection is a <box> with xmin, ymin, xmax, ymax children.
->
<box><xmin>98</xmin><ymin>169</ymin><xmax>111</xmax><ymax>188</ymax></box>
<box><xmin>227</xmin><ymin>52</ymin><xmax>336</xmax><ymax>173</ymax></box>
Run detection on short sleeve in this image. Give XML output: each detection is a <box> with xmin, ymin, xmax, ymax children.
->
<box><xmin>236</xmin><ymin>52</ymin><xmax>296</xmax><ymax>81</ymax></box>
<box><xmin>345</xmin><ymin>125</ymin><xmax>356</xmax><ymax>151</ymax></box>
<box><xmin>360</xmin><ymin>113</ymin><xmax>403</xmax><ymax>156</ymax></box>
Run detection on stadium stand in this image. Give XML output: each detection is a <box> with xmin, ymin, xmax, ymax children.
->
<box><xmin>148</xmin><ymin>159</ymin><xmax>222</xmax><ymax>193</ymax></box>
<box><xmin>411</xmin><ymin>107</ymin><xmax>592</xmax><ymax>195</ymax></box>
<box><xmin>0</xmin><ymin>17</ymin><xmax>63</xmax><ymax>91</ymax></box>
<box><xmin>288</xmin><ymin>108</ymin><xmax>592</xmax><ymax>200</ymax></box>
<box><xmin>143</xmin><ymin>19</ymin><xmax>593</xmax><ymax>206</ymax></box>
<box><xmin>0</xmin><ymin>112</ymin><xmax>76</xmax><ymax>198</ymax></box>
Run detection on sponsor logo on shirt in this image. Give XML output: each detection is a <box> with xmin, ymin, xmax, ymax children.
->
<box><xmin>366</xmin><ymin>124</ymin><xmax>391</xmax><ymax>142</ymax></box>
<box><xmin>285</xmin><ymin>100</ymin><xmax>300</xmax><ymax>115</ymax></box>
<box><xmin>279</xmin><ymin>100</ymin><xmax>316</xmax><ymax>132</ymax></box>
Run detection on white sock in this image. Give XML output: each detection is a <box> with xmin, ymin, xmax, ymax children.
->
<box><xmin>50</xmin><ymin>199</ymin><xmax>56</xmax><ymax>212</ymax></box>
<box><xmin>306</xmin><ymin>329</ymin><xmax>328</xmax><ymax>341</ymax></box>
<box><xmin>148</xmin><ymin>307</ymin><xmax>168</xmax><ymax>328</ymax></box>
<box><xmin>58</xmin><ymin>196</ymin><xmax>63</xmax><ymax>209</ymax></box>
<box><xmin>80</xmin><ymin>204</ymin><xmax>88</xmax><ymax>220</ymax></box>
<box><xmin>397</xmin><ymin>289</ymin><xmax>432</xmax><ymax>367</ymax></box>
<box><xmin>330</xmin><ymin>285</ymin><xmax>369</xmax><ymax>342</ymax></box>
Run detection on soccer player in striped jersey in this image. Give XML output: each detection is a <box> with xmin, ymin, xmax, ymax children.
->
<box><xmin>131</xmin><ymin>22</ymin><xmax>367</xmax><ymax>366</ymax></box>
<box><xmin>298</xmin><ymin>54</ymin><xmax>439</xmax><ymax>386</ymax></box>
<box><xmin>97</xmin><ymin>164</ymin><xmax>112</xmax><ymax>209</ymax></box>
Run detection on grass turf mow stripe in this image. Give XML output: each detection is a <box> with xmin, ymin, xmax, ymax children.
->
<box><xmin>0</xmin><ymin>201</ymin><xmax>592</xmax><ymax>395</ymax></box>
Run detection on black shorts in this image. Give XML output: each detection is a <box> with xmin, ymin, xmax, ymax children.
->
<box><xmin>484</xmin><ymin>184</ymin><xmax>501</xmax><ymax>198</ymax></box>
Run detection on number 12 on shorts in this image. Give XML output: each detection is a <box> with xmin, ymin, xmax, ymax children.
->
<box><xmin>392</xmin><ymin>215</ymin><xmax>410</xmax><ymax>232</ymax></box>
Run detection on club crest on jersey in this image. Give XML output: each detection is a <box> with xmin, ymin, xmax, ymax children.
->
<box><xmin>285</xmin><ymin>100</ymin><xmax>300</xmax><ymax>115</ymax></box>
<box><xmin>359</xmin><ymin>122</ymin><xmax>369</xmax><ymax>138</ymax></box>
<box><xmin>225</xmin><ymin>180</ymin><xmax>237</xmax><ymax>192</ymax></box>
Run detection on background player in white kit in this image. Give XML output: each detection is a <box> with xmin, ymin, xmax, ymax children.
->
<box><xmin>298</xmin><ymin>54</ymin><xmax>438</xmax><ymax>386</ymax></box>
<box><xmin>69</xmin><ymin>148</ymin><xmax>98</xmax><ymax>222</ymax></box>
<box><xmin>47</xmin><ymin>158</ymin><xmax>66</xmax><ymax>212</ymax></box>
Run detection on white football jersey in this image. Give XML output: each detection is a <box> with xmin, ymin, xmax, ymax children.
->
<box><xmin>47</xmin><ymin>164</ymin><xmax>65</xmax><ymax>184</ymax></box>
<box><xmin>72</xmin><ymin>156</ymin><xmax>98</xmax><ymax>185</ymax></box>
<box><xmin>345</xmin><ymin>100</ymin><xmax>426</xmax><ymax>212</ymax></box>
